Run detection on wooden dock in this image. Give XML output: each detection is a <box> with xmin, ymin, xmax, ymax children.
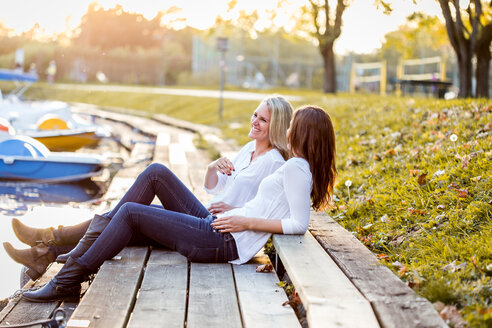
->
<box><xmin>0</xmin><ymin>106</ymin><xmax>446</xmax><ymax>327</ymax></box>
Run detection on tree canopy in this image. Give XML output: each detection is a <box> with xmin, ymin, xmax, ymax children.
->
<box><xmin>75</xmin><ymin>3</ymin><xmax>164</xmax><ymax>50</ymax></box>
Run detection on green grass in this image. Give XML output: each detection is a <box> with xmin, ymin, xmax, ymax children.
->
<box><xmin>6</xmin><ymin>82</ymin><xmax>491</xmax><ymax>326</ymax></box>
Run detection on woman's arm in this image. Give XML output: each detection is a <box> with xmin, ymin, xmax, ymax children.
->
<box><xmin>211</xmin><ymin>216</ymin><xmax>283</xmax><ymax>233</ymax></box>
<box><xmin>204</xmin><ymin>157</ymin><xmax>234</xmax><ymax>190</ymax></box>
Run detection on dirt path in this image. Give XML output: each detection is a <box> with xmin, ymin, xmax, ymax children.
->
<box><xmin>52</xmin><ymin>83</ymin><xmax>301</xmax><ymax>101</ymax></box>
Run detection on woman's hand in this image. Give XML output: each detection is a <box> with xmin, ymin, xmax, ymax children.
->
<box><xmin>208</xmin><ymin>157</ymin><xmax>235</xmax><ymax>176</ymax></box>
<box><xmin>208</xmin><ymin>202</ymin><xmax>236</xmax><ymax>215</ymax></box>
<box><xmin>211</xmin><ymin>216</ymin><xmax>250</xmax><ymax>233</ymax></box>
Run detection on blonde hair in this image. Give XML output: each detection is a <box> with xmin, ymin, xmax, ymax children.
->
<box><xmin>263</xmin><ymin>95</ymin><xmax>293</xmax><ymax>160</ymax></box>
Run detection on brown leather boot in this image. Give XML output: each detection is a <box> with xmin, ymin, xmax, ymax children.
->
<box><xmin>12</xmin><ymin>218</ymin><xmax>56</xmax><ymax>247</ymax></box>
<box><xmin>3</xmin><ymin>242</ymin><xmax>56</xmax><ymax>281</ymax></box>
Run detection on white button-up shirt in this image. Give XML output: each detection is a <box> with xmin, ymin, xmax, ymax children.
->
<box><xmin>205</xmin><ymin>140</ymin><xmax>285</xmax><ymax>208</ymax></box>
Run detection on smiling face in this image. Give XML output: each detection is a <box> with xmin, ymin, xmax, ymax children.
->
<box><xmin>248</xmin><ymin>102</ymin><xmax>271</xmax><ymax>144</ymax></box>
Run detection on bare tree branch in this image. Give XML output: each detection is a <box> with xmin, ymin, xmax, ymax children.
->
<box><xmin>333</xmin><ymin>0</ymin><xmax>347</xmax><ymax>39</ymax></box>
<box><xmin>324</xmin><ymin>0</ymin><xmax>331</xmax><ymax>31</ymax></box>
<box><xmin>439</xmin><ymin>0</ymin><xmax>460</xmax><ymax>53</ymax></box>
<box><xmin>309</xmin><ymin>0</ymin><xmax>322</xmax><ymax>39</ymax></box>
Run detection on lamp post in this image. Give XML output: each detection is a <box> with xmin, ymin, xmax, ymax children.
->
<box><xmin>217</xmin><ymin>37</ymin><xmax>228</xmax><ymax>120</ymax></box>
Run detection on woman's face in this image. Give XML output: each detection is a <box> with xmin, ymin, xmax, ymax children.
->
<box><xmin>248</xmin><ymin>102</ymin><xmax>271</xmax><ymax>143</ymax></box>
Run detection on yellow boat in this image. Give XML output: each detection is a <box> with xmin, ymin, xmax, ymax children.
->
<box><xmin>32</xmin><ymin>130</ymin><xmax>100</xmax><ymax>152</ymax></box>
<box><xmin>28</xmin><ymin>115</ymin><xmax>101</xmax><ymax>151</ymax></box>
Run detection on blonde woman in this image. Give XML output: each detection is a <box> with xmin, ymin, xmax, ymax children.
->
<box><xmin>5</xmin><ymin>96</ymin><xmax>293</xmax><ymax>282</ymax></box>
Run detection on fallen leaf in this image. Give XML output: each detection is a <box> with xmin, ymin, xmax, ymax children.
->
<box><xmin>439</xmin><ymin>305</ymin><xmax>466</xmax><ymax>328</ymax></box>
<box><xmin>389</xmin><ymin>235</ymin><xmax>405</xmax><ymax>246</ymax></box>
<box><xmin>448</xmin><ymin>182</ymin><xmax>459</xmax><ymax>189</ymax></box>
<box><xmin>282</xmin><ymin>292</ymin><xmax>302</xmax><ymax>308</ymax></box>
<box><xmin>384</xmin><ymin>148</ymin><xmax>396</xmax><ymax>156</ymax></box>
<box><xmin>408</xmin><ymin>208</ymin><xmax>427</xmax><ymax>215</ymax></box>
<box><xmin>461</xmin><ymin>155</ymin><xmax>469</xmax><ymax>168</ymax></box>
<box><xmin>392</xmin><ymin>261</ymin><xmax>403</xmax><ymax>268</ymax></box>
<box><xmin>417</xmin><ymin>173</ymin><xmax>427</xmax><ymax>185</ymax></box>
<box><xmin>377</xmin><ymin>254</ymin><xmax>389</xmax><ymax>261</ymax></box>
<box><xmin>256</xmin><ymin>264</ymin><xmax>273</xmax><ymax>273</ymax></box>
<box><xmin>399</xmin><ymin>265</ymin><xmax>407</xmax><ymax>276</ymax></box>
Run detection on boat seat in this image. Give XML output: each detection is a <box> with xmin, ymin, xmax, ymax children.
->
<box><xmin>0</xmin><ymin>136</ymin><xmax>49</xmax><ymax>158</ymax></box>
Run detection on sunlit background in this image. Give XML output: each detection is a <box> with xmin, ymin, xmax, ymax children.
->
<box><xmin>0</xmin><ymin>0</ymin><xmax>442</xmax><ymax>53</ymax></box>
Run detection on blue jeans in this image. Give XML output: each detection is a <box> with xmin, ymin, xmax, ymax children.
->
<box><xmin>75</xmin><ymin>163</ymin><xmax>238</xmax><ymax>270</ymax></box>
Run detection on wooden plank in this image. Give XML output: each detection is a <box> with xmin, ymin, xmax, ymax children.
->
<box><xmin>184</xmin><ymin>143</ymin><xmax>211</xmax><ymax>204</ymax></box>
<box><xmin>309</xmin><ymin>212</ymin><xmax>447</xmax><ymax>328</ymax></box>
<box><xmin>273</xmin><ymin>232</ymin><xmax>380</xmax><ymax>328</ymax></box>
<box><xmin>127</xmin><ymin>250</ymin><xmax>188</xmax><ymax>328</ymax></box>
<box><xmin>153</xmin><ymin>132</ymin><xmax>170</xmax><ymax>165</ymax></box>
<box><xmin>233</xmin><ymin>256</ymin><xmax>301</xmax><ymax>328</ymax></box>
<box><xmin>67</xmin><ymin>247</ymin><xmax>148</xmax><ymax>328</ymax></box>
<box><xmin>168</xmin><ymin>134</ymin><xmax>191</xmax><ymax>190</ymax></box>
<box><xmin>187</xmin><ymin>263</ymin><xmax>242</xmax><ymax>328</ymax></box>
<box><xmin>0</xmin><ymin>263</ymin><xmax>63</xmax><ymax>325</ymax></box>
<box><xmin>118</xmin><ymin>143</ymin><xmax>153</xmax><ymax>179</ymax></box>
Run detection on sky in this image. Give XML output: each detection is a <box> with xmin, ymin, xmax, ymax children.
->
<box><xmin>0</xmin><ymin>0</ymin><xmax>443</xmax><ymax>54</ymax></box>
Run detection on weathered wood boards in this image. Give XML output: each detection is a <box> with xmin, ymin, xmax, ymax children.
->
<box><xmin>66</xmin><ymin>247</ymin><xmax>148</xmax><ymax>328</ymax></box>
<box><xmin>233</xmin><ymin>259</ymin><xmax>301</xmax><ymax>328</ymax></box>
<box><xmin>273</xmin><ymin>232</ymin><xmax>380</xmax><ymax>328</ymax></box>
<box><xmin>127</xmin><ymin>251</ymin><xmax>188</xmax><ymax>328</ymax></box>
<box><xmin>309</xmin><ymin>211</ymin><xmax>446</xmax><ymax>328</ymax></box>
<box><xmin>187</xmin><ymin>263</ymin><xmax>242</xmax><ymax>328</ymax></box>
<box><xmin>0</xmin><ymin>263</ymin><xmax>63</xmax><ymax>325</ymax></box>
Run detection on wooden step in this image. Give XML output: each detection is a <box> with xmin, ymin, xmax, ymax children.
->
<box><xmin>273</xmin><ymin>231</ymin><xmax>380</xmax><ymax>328</ymax></box>
<box><xmin>67</xmin><ymin>247</ymin><xmax>149</xmax><ymax>328</ymax></box>
<box><xmin>309</xmin><ymin>211</ymin><xmax>446</xmax><ymax>328</ymax></box>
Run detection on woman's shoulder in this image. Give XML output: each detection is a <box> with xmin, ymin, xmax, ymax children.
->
<box><xmin>284</xmin><ymin>157</ymin><xmax>311</xmax><ymax>175</ymax></box>
<box><xmin>265</xmin><ymin>147</ymin><xmax>286</xmax><ymax>163</ymax></box>
<box><xmin>235</xmin><ymin>140</ymin><xmax>255</xmax><ymax>158</ymax></box>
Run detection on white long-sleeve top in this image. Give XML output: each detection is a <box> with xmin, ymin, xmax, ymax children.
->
<box><xmin>205</xmin><ymin>140</ymin><xmax>285</xmax><ymax>208</ymax></box>
<box><xmin>218</xmin><ymin>157</ymin><xmax>312</xmax><ymax>264</ymax></box>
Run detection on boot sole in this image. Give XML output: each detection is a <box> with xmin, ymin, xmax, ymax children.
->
<box><xmin>56</xmin><ymin>257</ymin><xmax>68</xmax><ymax>264</ymax></box>
<box><xmin>22</xmin><ymin>293</ymin><xmax>79</xmax><ymax>303</ymax></box>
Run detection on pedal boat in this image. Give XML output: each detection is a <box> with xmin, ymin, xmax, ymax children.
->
<box><xmin>0</xmin><ymin>69</ymin><xmax>109</xmax><ymax>151</ymax></box>
<box><xmin>0</xmin><ymin>133</ymin><xmax>104</xmax><ymax>183</ymax></box>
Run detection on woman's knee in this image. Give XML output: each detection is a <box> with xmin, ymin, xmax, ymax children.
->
<box><xmin>115</xmin><ymin>202</ymin><xmax>141</xmax><ymax>225</ymax></box>
<box><xmin>142</xmin><ymin>163</ymin><xmax>172</xmax><ymax>179</ymax></box>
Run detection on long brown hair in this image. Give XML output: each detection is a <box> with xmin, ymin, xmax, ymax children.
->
<box><xmin>288</xmin><ymin>105</ymin><xmax>337</xmax><ymax>211</ymax></box>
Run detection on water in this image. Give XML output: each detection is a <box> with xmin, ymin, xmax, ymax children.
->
<box><xmin>0</xmin><ymin>206</ymin><xmax>95</xmax><ymax>299</ymax></box>
<box><xmin>0</xmin><ymin>179</ymin><xmax>102</xmax><ymax>216</ymax></box>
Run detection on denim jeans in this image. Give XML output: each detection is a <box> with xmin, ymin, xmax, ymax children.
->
<box><xmin>74</xmin><ymin>163</ymin><xmax>238</xmax><ymax>270</ymax></box>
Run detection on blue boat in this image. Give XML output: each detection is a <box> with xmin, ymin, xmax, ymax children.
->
<box><xmin>0</xmin><ymin>134</ymin><xmax>104</xmax><ymax>182</ymax></box>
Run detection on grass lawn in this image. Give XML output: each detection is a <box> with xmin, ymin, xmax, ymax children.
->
<box><xmin>7</xmin><ymin>82</ymin><xmax>492</xmax><ymax>327</ymax></box>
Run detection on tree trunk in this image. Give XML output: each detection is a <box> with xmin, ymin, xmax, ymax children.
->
<box><xmin>475</xmin><ymin>49</ymin><xmax>490</xmax><ymax>98</ymax></box>
<box><xmin>321</xmin><ymin>44</ymin><xmax>336</xmax><ymax>93</ymax></box>
<box><xmin>474</xmin><ymin>24</ymin><xmax>492</xmax><ymax>98</ymax></box>
<box><xmin>457</xmin><ymin>45</ymin><xmax>473</xmax><ymax>98</ymax></box>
